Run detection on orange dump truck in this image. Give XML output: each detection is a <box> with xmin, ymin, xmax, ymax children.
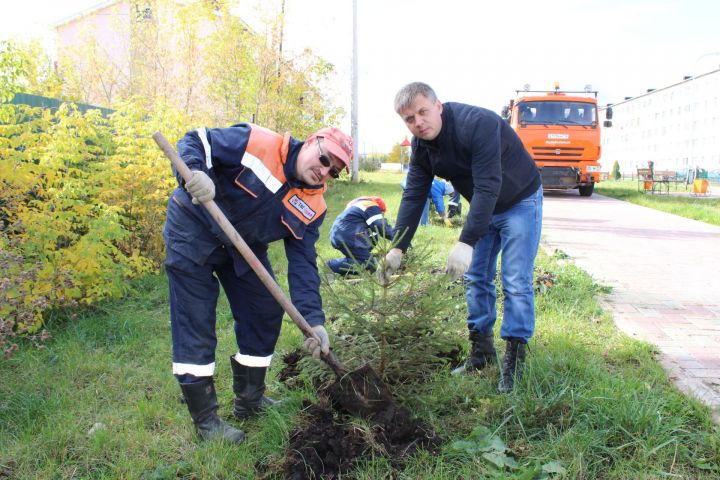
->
<box><xmin>502</xmin><ymin>85</ymin><xmax>612</xmax><ymax>197</ymax></box>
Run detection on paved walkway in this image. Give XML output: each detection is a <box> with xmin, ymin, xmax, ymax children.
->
<box><xmin>541</xmin><ymin>191</ymin><xmax>720</xmax><ymax>422</ymax></box>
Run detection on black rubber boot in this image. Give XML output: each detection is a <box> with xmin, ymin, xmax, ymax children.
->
<box><xmin>230</xmin><ymin>356</ymin><xmax>280</xmax><ymax>420</ymax></box>
<box><xmin>498</xmin><ymin>339</ymin><xmax>527</xmax><ymax>393</ymax></box>
<box><xmin>451</xmin><ymin>331</ymin><xmax>497</xmax><ymax>374</ymax></box>
<box><xmin>448</xmin><ymin>203</ymin><xmax>462</xmax><ymax>219</ymax></box>
<box><xmin>180</xmin><ymin>378</ymin><xmax>245</xmax><ymax>443</ymax></box>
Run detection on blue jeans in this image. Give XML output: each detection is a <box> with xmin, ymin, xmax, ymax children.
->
<box><xmin>465</xmin><ymin>186</ymin><xmax>543</xmax><ymax>342</ymax></box>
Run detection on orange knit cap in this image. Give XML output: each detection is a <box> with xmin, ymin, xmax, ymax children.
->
<box><xmin>369</xmin><ymin>196</ymin><xmax>386</xmax><ymax>212</ymax></box>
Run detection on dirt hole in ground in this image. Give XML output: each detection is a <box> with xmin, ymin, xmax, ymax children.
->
<box><xmin>281</xmin><ymin>398</ymin><xmax>439</xmax><ymax>479</ymax></box>
<box><xmin>274</xmin><ymin>351</ymin><xmax>441</xmax><ymax>479</ymax></box>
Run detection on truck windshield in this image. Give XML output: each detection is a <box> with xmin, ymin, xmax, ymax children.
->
<box><xmin>518</xmin><ymin>101</ymin><xmax>597</xmax><ymax>126</ymax></box>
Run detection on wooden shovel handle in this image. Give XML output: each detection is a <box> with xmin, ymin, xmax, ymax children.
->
<box><xmin>152</xmin><ymin>131</ymin><xmax>347</xmax><ymax>376</ymax></box>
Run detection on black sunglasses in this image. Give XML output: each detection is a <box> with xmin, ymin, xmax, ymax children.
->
<box><xmin>316</xmin><ymin>137</ymin><xmax>341</xmax><ymax>179</ymax></box>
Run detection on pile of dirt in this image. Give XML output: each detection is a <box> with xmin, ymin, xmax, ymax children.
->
<box><xmin>281</xmin><ymin>398</ymin><xmax>439</xmax><ymax>479</ymax></box>
<box><xmin>373</xmin><ymin>406</ymin><xmax>439</xmax><ymax>461</ymax></box>
<box><xmin>326</xmin><ymin>364</ymin><xmax>396</xmax><ymax>420</ymax></box>
<box><xmin>278</xmin><ymin>355</ymin><xmax>440</xmax><ymax>479</ymax></box>
<box><xmin>277</xmin><ymin>349</ymin><xmax>303</xmax><ymax>383</ymax></box>
<box><xmin>281</xmin><ymin>400</ymin><xmax>367</xmax><ymax>479</ymax></box>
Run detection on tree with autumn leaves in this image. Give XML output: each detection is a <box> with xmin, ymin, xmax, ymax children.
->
<box><xmin>0</xmin><ymin>0</ymin><xmax>343</xmax><ymax>357</ymax></box>
<box><xmin>51</xmin><ymin>0</ymin><xmax>342</xmax><ymax>135</ymax></box>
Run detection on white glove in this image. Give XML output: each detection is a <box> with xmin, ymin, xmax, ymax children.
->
<box><xmin>185</xmin><ymin>170</ymin><xmax>215</xmax><ymax>205</ymax></box>
<box><xmin>304</xmin><ymin>325</ymin><xmax>330</xmax><ymax>359</ymax></box>
<box><xmin>446</xmin><ymin>242</ymin><xmax>474</xmax><ymax>280</ymax></box>
<box><xmin>378</xmin><ymin>248</ymin><xmax>403</xmax><ymax>284</ymax></box>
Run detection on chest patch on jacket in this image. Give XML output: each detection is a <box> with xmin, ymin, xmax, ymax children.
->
<box><xmin>288</xmin><ymin>194</ymin><xmax>317</xmax><ymax>220</ymax></box>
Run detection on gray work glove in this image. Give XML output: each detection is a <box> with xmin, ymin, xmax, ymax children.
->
<box><xmin>185</xmin><ymin>170</ymin><xmax>215</xmax><ymax>205</ymax></box>
<box><xmin>377</xmin><ymin>248</ymin><xmax>403</xmax><ymax>285</ymax></box>
<box><xmin>446</xmin><ymin>241</ymin><xmax>473</xmax><ymax>280</ymax></box>
<box><xmin>304</xmin><ymin>325</ymin><xmax>330</xmax><ymax>359</ymax></box>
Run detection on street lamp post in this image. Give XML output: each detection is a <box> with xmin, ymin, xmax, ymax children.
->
<box><xmin>400</xmin><ymin>137</ymin><xmax>411</xmax><ymax>172</ymax></box>
<box><xmin>350</xmin><ymin>0</ymin><xmax>359</xmax><ymax>182</ymax></box>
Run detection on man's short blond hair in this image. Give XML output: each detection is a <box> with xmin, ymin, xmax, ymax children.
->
<box><xmin>394</xmin><ymin>82</ymin><xmax>438</xmax><ymax>114</ymax></box>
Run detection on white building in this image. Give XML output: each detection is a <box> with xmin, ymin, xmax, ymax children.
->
<box><xmin>601</xmin><ymin>68</ymin><xmax>720</xmax><ymax>175</ymax></box>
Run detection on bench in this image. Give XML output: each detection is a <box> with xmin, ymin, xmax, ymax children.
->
<box><xmin>658</xmin><ymin>170</ymin><xmax>689</xmax><ymax>191</ymax></box>
<box><xmin>653</xmin><ymin>170</ymin><xmax>676</xmax><ymax>194</ymax></box>
<box><xmin>637</xmin><ymin>168</ymin><xmax>679</xmax><ymax>194</ymax></box>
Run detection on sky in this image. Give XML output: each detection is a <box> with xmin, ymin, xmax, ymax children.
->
<box><xmin>2</xmin><ymin>0</ymin><xmax>720</xmax><ymax>154</ymax></box>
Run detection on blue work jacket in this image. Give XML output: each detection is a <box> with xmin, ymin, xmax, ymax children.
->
<box><xmin>329</xmin><ymin>197</ymin><xmax>394</xmax><ymax>250</ymax></box>
<box><xmin>400</xmin><ymin>177</ymin><xmax>450</xmax><ymax>215</ymax></box>
<box><xmin>429</xmin><ymin>178</ymin><xmax>450</xmax><ymax>215</ymax></box>
<box><xmin>163</xmin><ymin>123</ymin><xmax>327</xmax><ymax>326</ymax></box>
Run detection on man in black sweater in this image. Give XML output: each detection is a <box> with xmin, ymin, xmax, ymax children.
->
<box><xmin>381</xmin><ymin>82</ymin><xmax>543</xmax><ymax>393</ymax></box>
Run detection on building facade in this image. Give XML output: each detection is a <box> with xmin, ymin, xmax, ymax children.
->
<box><xmin>601</xmin><ymin>68</ymin><xmax>720</xmax><ymax>175</ymax></box>
<box><xmin>53</xmin><ymin>1</ymin><xmax>230</xmax><ymax>111</ymax></box>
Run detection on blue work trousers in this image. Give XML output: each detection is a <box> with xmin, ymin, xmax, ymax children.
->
<box><xmin>166</xmin><ymin>245</ymin><xmax>283</xmax><ymax>382</ymax></box>
<box><xmin>328</xmin><ymin>239</ymin><xmax>375</xmax><ymax>274</ymax></box>
<box><xmin>419</xmin><ymin>200</ymin><xmax>430</xmax><ymax>225</ymax></box>
<box><xmin>465</xmin><ymin>186</ymin><xmax>543</xmax><ymax>343</ymax></box>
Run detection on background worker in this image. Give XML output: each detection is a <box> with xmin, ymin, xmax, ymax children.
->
<box><xmin>164</xmin><ymin>123</ymin><xmax>352</xmax><ymax>443</ymax></box>
<box><xmin>327</xmin><ymin>196</ymin><xmax>394</xmax><ymax>275</ymax></box>
<box><xmin>381</xmin><ymin>82</ymin><xmax>542</xmax><ymax>393</ymax></box>
<box><xmin>447</xmin><ymin>182</ymin><xmax>462</xmax><ymax>219</ymax></box>
<box><xmin>400</xmin><ymin>176</ymin><xmax>457</xmax><ymax>226</ymax></box>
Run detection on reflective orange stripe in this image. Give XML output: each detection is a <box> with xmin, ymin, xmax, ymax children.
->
<box><xmin>283</xmin><ymin>189</ymin><xmax>327</xmax><ymax>225</ymax></box>
<box><xmin>243</xmin><ymin>125</ymin><xmax>327</xmax><ymax>227</ymax></box>
<box><xmin>280</xmin><ymin>216</ymin><xmax>302</xmax><ymax>240</ymax></box>
<box><xmin>347</xmin><ymin>197</ymin><xmax>377</xmax><ymax>211</ymax></box>
<box><xmin>245</xmin><ymin>124</ymin><xmax>289</xmax><ymax>183</ymax></box>
<box><xmin>234</xmin><ymin>172</ymin><xmax>258</xmax><ymax>198</ymax></box>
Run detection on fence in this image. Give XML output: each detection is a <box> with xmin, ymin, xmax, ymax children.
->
<box><xmin>7</xmin><ymin>92</ymin><xmax>115</xmax><ymax>117</ymax></box>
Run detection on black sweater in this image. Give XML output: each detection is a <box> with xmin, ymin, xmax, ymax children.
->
<box><xmin>394</xmin><ymin>102</ymin><xmax>541</xmax><ymax>250</ymax></box>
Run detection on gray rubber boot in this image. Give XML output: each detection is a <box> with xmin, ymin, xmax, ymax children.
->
<box><xmin>180</xmin><ymin>378</ymin><xmax>245</xmax><ymax>443</ymax></box>
<box><xmin>230</xmin><ymin>356</ymin><xmax>280</xmax><ymax>420</ymax></box>
<box><xmin>451</xmin><ymin>331</ymin><xmax>497</xmax><ymax>374</ymax></box>
<box><xmin>498</xmin><ymin>340</ymin><xmax>527</xmax><ymax>393</ymax></box>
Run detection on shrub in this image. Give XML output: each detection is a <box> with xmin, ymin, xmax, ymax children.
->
<box><xmin>612</xmin><ymin>160</ymin><xmax>621</xmax><ymax>180</ymax></box>
<box><xmin>359</xmin><ymin>155</ymin><xmax>382</xmax><ymax>172</ymax></box>
<box><xmin>0</xmin><ymin>99</ymin><xmax>186</xmax><ymax>357</ymax></box>
<box><xmin>0</xmin><ymin>241</ymin><xmax>63</xmax><ymax>357</ymax></box>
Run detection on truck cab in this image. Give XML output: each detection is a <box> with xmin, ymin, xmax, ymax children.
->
<box><xmin>503</xmin><ymin>86</ymin><xmax>611</xmax><ymax>197</ymax></box>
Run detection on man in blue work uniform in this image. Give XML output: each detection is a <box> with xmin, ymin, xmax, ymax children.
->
<box><xmin>164</xmin><ymin>123</ymin><xmax>352</xmax><ymax>443</ymax></box>
<box><xmin>327</xmin><ymin>196</ymin><xmax>394</xmax><ymax>275</ymax></box>
<box><xmin>447</xmin><ymin>184</ymin><xmax>462</xmax><ymax>219</ymax></box>
<box><xmin>401</xmin><ymin>177</ymin><xmax>457</xmax><ymax>226</ymax></box>
<box><xmin>381</xmin><ymin>82</ymin><xmax>543</xmax><ymax>393</ymax></box>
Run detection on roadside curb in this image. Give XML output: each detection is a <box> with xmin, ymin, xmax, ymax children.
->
<box><xmin>539</xmin><ymin>192</ymin><xmax>720</xmax><ymax>425</ymax></box>
<box><xmin>598</xmin><ymin>297</ymin><xmax>720</xmax><ymax>425</ymax></box>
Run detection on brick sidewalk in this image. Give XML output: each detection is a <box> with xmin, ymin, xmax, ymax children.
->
<box><xmin>541</xmin><ymin>191</ymin><xmax>720</xmax><ymax>422</ymax></box>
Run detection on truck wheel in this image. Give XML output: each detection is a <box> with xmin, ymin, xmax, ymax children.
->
<box><xmin>579</xmin><ymin>183</ymin><xmax>594</xmax><ymax>197</ymax></box>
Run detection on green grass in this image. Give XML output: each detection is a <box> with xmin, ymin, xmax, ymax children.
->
<box><xmin>596</xmin><ymin>179</ymin><xmax>720</xmax><ymax>226</ymax></box>
<box><xmin>1</xmin><ymin>170</ymin><xmax>719</xmax><ymax>479</ymax></box>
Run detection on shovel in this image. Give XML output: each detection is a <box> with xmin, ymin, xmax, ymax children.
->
<box><xmin>153</xmin><ymin>131</ymin><xmax>395</xmax><ymax>419</ymax></box>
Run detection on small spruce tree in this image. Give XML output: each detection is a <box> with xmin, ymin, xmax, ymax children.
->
<box><xmin>318</xmin><ymin>238</ymin><xmax>466</xmax><ymax>387</ymax></box>
<box><xmin>612</xmin><ymin>160</ymin><xmax>621</xmax><ymax>180</ymax></box>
